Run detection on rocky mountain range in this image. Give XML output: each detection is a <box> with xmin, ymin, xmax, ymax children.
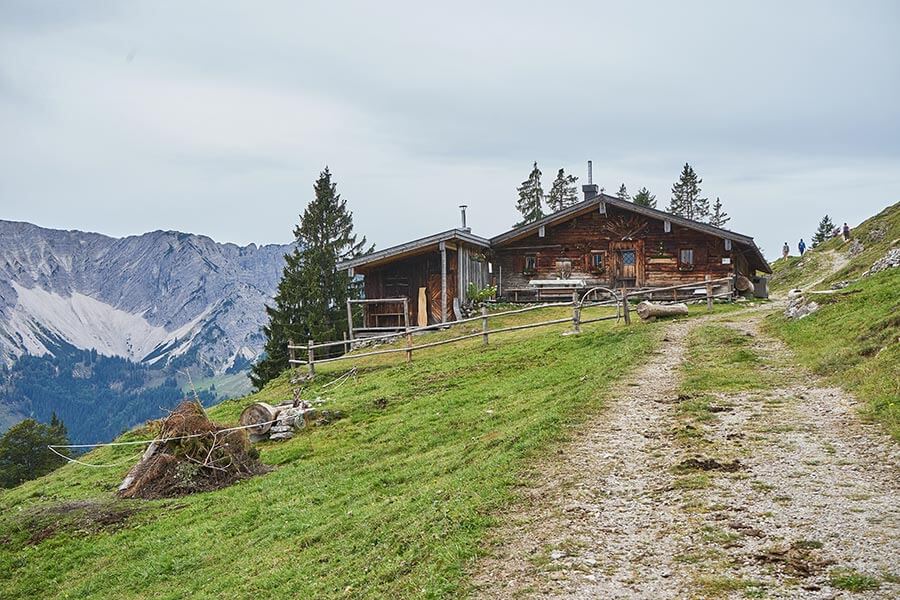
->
<box><xmin>0</xmin><ymin>220</ymin><xmax>289</xmax><ymax>372</ymax></box>
<box><xmin>0</xmin><ymin>220</ymin><xmax>291</xmax><ymax>440</ymax></box>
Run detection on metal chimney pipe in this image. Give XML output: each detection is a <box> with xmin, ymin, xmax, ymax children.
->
<box><xmin>587</xmin><ymin>160</ymin><xmax>593</xmax><ymax>185</ymax></box>
<box><xmin>459</xmin><ymin>205</ymin><xmax>468</xmax><ymax>230</ymax></box>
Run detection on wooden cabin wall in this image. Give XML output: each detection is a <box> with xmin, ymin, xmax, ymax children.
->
<box><xmin>456</xmin><ymin>244</ymin><xmax>491</xmax><ymax>299</ymax></box>
<box><xmin>493</xmin><ymin>204</ymin><xmax>737</xmax><ymax>297</ymax></box>
<box><xmin>361</xmin><ymin>247</ymin><xmax>481</xmax><ymax>326</ymax></box>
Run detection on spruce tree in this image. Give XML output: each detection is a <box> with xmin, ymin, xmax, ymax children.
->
<box><xmin>632</xmin><ymin>187</ymin><xmax>656</xmax><ymax>208</ymax></box>
<box><xmin>0</xmin><ymin>417</ymin><xmax>69</xmax><ymax>488</ymax></box>
<box><xmin>546</xmin><ymin>168</ymin><xmax>578</xmax><ymax>212</ymax></box>
<box><xmin>514</xmin><ymin>162</ymin><xmax>545</xmax><ymax>226</ymax></box>
<box><xmin>812</xmin><ymin>214</ymin><xmax>835</xmax><ymax>247</ymax></box>
<box><xmin>616</xmin><ymin>183</ymin><xmax>630</xmax><ymax>201</ymax></box>
<box><xmin>709</xmin><ymin>197</ymin><xmax>731</xmax><ymax>228</ymax></box>
<box><xmin>668</xmin><ymin>163</ymin><xmax>709</xmax><ymax>222</ymax></box>
<box><xmin>251</xmin><ymin>167</ymin><xmax>370</xmax><ymax>389</ymax></box>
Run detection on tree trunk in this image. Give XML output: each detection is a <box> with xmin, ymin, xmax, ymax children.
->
<box><xmin>636</xmin><ymin>301</ymin><xmax>689</xmax><ymax>321</ymax></box>
<box><xmin>735</xmin><ymin>275</ymin><xmax>752</xmax><ymax>292</ymax></box>
<box><xmin>239</xmin><ymin>402</ymin><xmax>279</xmax><ymax>435</ymax></box>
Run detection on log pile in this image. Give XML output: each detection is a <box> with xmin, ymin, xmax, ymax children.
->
<box><xmin>239</xmin><ymin>398</ymin><xmax>342</xmax><ymax>443</ymax></box>
<box><xmin>636</xmin><ymin>301</ymin><xmax>689</xmax><ymax>322</ymax></box>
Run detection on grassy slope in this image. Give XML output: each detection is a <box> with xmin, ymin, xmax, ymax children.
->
<box><xmin>765</xmin><ymin>201</ymin><xmax>900</xmax><ymax>439</ymax></box>
<box><xmin>1</xmin><ymin>305</ymin><xmax>699</xmax><ymax>599</ymax></box>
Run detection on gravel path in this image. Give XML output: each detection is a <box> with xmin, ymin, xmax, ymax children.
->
<box><xmin>470</xmin><ymin>308</ymin><xmax>899</xmax><ymax>599</ymax></box>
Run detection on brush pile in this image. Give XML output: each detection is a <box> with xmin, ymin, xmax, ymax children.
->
<box><xmin>117</xmin><ymin>401</ymin><xmax>270</xmax><ymax>500</ymax></box>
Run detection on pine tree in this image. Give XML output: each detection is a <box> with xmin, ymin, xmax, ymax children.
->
<box><xmin>616</xmin><ymin>183</ymin><xmax>630</xmax><ymax>201</ymax></box>
<box><xmin>251</xmin><ymin>167</ymin><xmax>371</xmax><ymax>389</ymax></box>
<box><xmin>632</xmin><ymin>187</ymin><xmax>656</xmax><ymax>209</ymax></box>
<box><xmin>668</xmin><ymin>163</ymin><xmax>709</xmax><ymax>222</ymax></box>
<box><xmin>709</xmin><ymin>197</ymin><xmax>731</xmax><ymax>228</ymax></box>
<box><xmin>0</xmin><ymin>417</ymin><xmax>70</xmax><ymax>488</ymax></box>
<box><xmin>514</xmin><ymin>162</ymin><xmax>545</xmax><ymax>226</ymax></box>
<box><xmin>812</xmin><ymin>214</ymin><xmax>835</xmax><ymax>247</ymax></box>
<box><xmin>546</xmin><ymin>168</ymin><xmax>578</xmax><ymax>212</ymax></box>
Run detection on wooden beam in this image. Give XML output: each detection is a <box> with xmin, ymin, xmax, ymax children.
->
<box><xmin>440</xmin><ymin>241</ymin><xmax>447</xmax><ymax>323</ymax></box>
<box><xmin>346</xmin><ymin>300</ymin><xmax>355</xmax><ymax>341</ymax></box>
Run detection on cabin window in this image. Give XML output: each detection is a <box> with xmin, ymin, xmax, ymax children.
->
<box><xmin>664</xmin><ymin>220</ymin><xmax>672</xmax><ymax>233</ymax></box>
<box><xmin>679</xmin><ymin>248</ymin><xmax>694</xmax><ymax>270</ymax></box>
<box><xmin>724</xmin><ymin>239</ymin><xmax>733</xmax><ymax>251</ymax></box>
<box><xmin>524</xmin><ymin>255</ymin><xmax>537</xmax><ymax>272</ymax></box>
<box><xmin>590</xmin><ymin>251</ymin><xmax>604</xmax><ymax>271</ymax></box>
<box><xmin>538</xmin><ymin>225</ymin><xmax>545</xmax><ymax>238</ymax></box>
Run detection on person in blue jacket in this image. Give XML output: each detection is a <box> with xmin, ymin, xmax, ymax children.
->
<box><xmin>798</xmin><ymin>239</ymin><xmax>807</xmax><ymax>256</ymax></box>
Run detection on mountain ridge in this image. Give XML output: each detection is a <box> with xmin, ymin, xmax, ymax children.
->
<box><xmin>0</xmin><ymin>219</ymin><xmax>291</xmax><ymax>372</ymax></box>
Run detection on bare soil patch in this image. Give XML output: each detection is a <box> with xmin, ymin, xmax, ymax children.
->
<box><xmin>20</xmin><ymin>499</ymin><xmax>142</xmax><ymax>546</ymax></box>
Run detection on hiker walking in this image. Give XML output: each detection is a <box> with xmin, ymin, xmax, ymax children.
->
<box><xmin>798</xmin><ymin>238</ymin><xmax>806</xmax><ymax>256</ymax></box>
<box><xmin>842</xmin><ymin>222</ymin><xmax>851</xmax><ymax>241</ymax></box>
<box><xmin>782</xmin><ymin>242</ymin><xmax>790</xmax><ymax>259</ymax></box>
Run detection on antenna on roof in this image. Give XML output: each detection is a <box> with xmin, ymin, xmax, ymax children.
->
<box><xmin>587</xmin><ymin>160</ymin><xmax>593</xmax><ymax>185</ymax></box>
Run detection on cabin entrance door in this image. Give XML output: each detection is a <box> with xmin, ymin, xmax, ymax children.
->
<box><xmin>426</xmin><ymin>272</ymin><xmax>457</xmax><ymax>323</ymax></box>
<box><xmin>610</xmin><ymin>241</ymin><xmax>644</xmax><ymax>288</ymax></box>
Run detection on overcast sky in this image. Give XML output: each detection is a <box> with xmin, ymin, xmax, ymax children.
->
<box><xmin>1</xmin><ymin>1</ymin><xmax>898</xmax><ymax>259</ymax></box>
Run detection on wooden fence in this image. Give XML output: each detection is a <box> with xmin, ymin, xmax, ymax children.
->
<box><xmin>288</xmin><ymin>276</ymin><xmax>733</xmax><ymax>377</ymax></box>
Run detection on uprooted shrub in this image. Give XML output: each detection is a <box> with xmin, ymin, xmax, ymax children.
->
<box><xmin>118</xmin><ymin>401</ymin><xmax>270</xmax><ymax>500</ymax></box>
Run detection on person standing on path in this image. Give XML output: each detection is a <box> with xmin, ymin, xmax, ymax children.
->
<box><xmin>842</xmin><ymin>222</ymin><xmax>851</xmax><ymax>241</ymax></box>
<box><xmin>798</xmin><ymin>239</ymin><xmax>807</xmax><ymax>256</ymax></box>
<box><xmin>782</xmin><ymin>242</ymin><xmax>790</xmax><ymax>259</ymax></box>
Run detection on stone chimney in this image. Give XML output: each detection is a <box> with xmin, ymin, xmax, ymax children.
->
<box><xmin>582</xmin><ymin>160</ymin><xmax>599</xmax><ymax>200</ymax></box>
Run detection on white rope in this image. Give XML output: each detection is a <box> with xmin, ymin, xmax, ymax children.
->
<box><xmin>47</xmin><ymin>417</ymin><xmax>282</xmax><ymax>468</ymax></box>
<box><xmin>47</xmin><ymin>445</ymin><xmax>145</xmax><ymax>469</ymax></box>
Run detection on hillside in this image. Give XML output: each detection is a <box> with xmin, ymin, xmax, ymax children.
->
<box><xmin>0</xmin><ymin>221</ymin><xmax>291</xmax><ymax>438</ymax></box>
<box><xmin>0</xmin><ymin>305</ymin><xmax>666</xmax><ymax>598</ymax></box>
<box><xmin>765</xmin><ymin>201</ymin><xmax>900</xmax><ymax>439</ymax></box>
<box><xmin>2</xmin><ymin>292</ymin><xmax>898</xmax><ymax>597</ymax></box>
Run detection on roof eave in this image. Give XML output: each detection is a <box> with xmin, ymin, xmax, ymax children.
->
<box><xmin>336</xmin><ymin>228</ymin><xmax>489</xmax><ymax>271</ymax></box>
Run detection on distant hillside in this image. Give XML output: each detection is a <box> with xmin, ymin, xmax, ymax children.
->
<box><xmin>766</xmin><ymin>201</ymin><xmax>899</xmax><ymax>438</ymax></box>
<box><xmin>0</xmin><ymin>220</ymin><xmax>291</xmax><ymax>439</ymax></box>
<box><xmin>0</xmin><ymin>340</ymin><xmax>215</xmax><ymax>444</ymax></box>
<box><xmin>769</xmin><ymin>201</ymin><xmax>900</xmax><ymax>291</ymax></box>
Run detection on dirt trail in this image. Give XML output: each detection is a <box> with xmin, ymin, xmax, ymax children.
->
<box><xmin>470</xmin><ymin>309</ymin><xmax>899</xmax><ymax>599</ymax></box>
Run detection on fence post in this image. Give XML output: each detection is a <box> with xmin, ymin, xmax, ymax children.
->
<box><xmin>307</xmin><ymin>338</ymin><xmax>315</xmax><ymax>378</ymax></box>
<box><xmin>346</xmin><ymin>300</ymin><xmax>355</xmax><ymax>341</ymax></box>
<box><xmin>622</xmin><ymin>288</ymin><xmax>631</xmax><ymax>325</ymax></box>
<box><xmin>481</xmin><ymin>305</ymin><xmax>489</xmax><ymax>345</ymax></box>
<box><xmin>705</xmin><ymin>275</ymin><xmax>713</xmax><ymax>312</ymax></box>
<box><xmin>342</xmin><ymin>331</ymin><xmax>349</xmax><ymax>354</ymax></box>
<box><xmin>288</xmin><ymin>339</ymin><xmax>295</xmax><ymax>368</ymax></box>
<box><xmin>572</xmin><ymin>290</ymin><xmax>581</xmax><ymax>334</ymax></box>
<box><xmin>403</xmin><ymin>298</ymin><xmax>410</xmax><ymax>332</ymax></box>
<box><xmin>406</xmin><ymin>333</ymin><xmax>413</xmax><ymax>363</ymax></box>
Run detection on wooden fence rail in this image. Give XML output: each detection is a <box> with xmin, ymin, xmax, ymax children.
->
<box><xmin>288</xmin><ymin>277</ymin><xmax>735</xmax><ymax>377</ymax></box>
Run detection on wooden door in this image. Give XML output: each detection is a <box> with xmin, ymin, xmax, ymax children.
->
<box><xmin>610</xmin><ymin>240</ymin><xmax>644</xmax><ymax>288</ymax></box>
<box><xmin>426</xmin><ymin>273</ymin><xmax>457</xmax><ymax>323</ymax></box>
<box><xmin>617</xmin><ymin>249</ymin><xmax>637</xmax><ymax>285</ymax></box>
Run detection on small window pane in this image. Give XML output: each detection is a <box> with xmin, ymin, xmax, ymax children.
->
<box><xmin>525</xmin><ymin>256</ymin><xmax>536</xmax><ymax>270</ymax></box>
<box><xmin>591</xmin><ymin>253</ymin><xmax>603</xmax><ymax>268</ymax></box>
<box><xmin>680</xmin><ymin>249</ymin><xmax>694</xmax><ymax>265</ymax></box>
